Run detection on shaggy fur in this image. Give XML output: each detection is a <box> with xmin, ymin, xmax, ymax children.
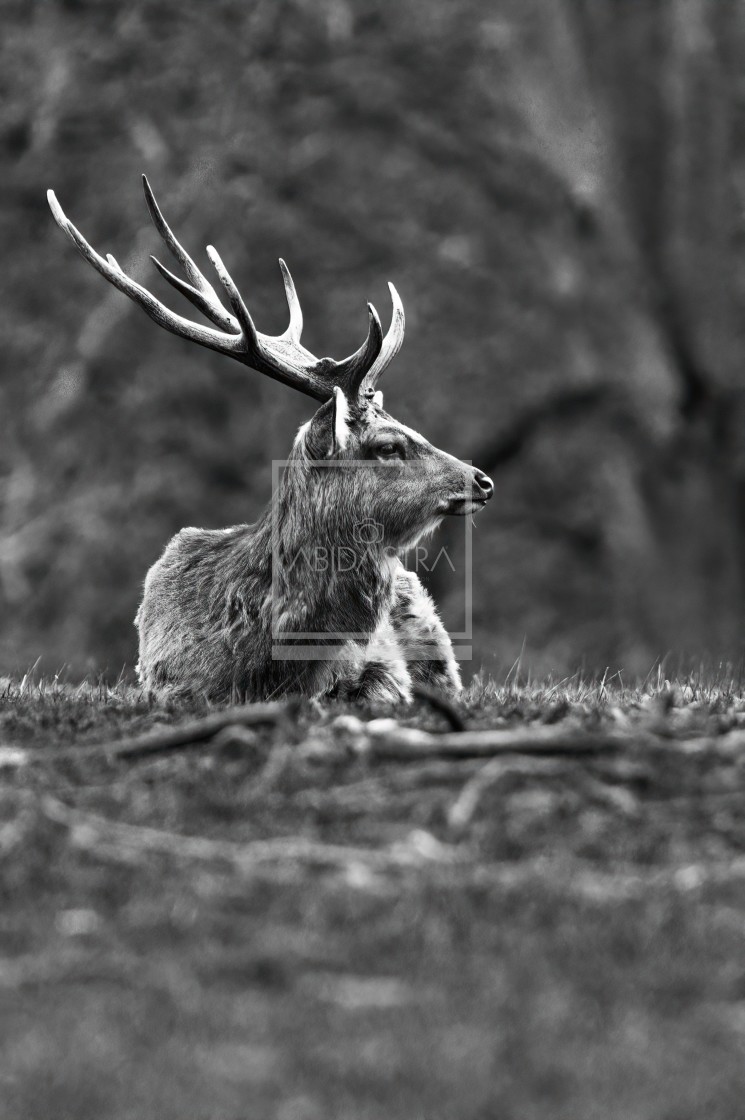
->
<box><xmin>136</xmin><ymin>394</ymin><xmax>492</xmax><ymax>702</ymax></box>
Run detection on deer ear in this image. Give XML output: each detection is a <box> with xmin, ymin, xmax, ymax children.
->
<box><xmin>330</xmin><ymin>386</ymin><xmax>351</xmax><ymax>456</ymax></box>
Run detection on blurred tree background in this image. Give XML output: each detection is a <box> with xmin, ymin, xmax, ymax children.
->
<box><xmin>1</xmin><ymin>0</ymin><xmax>744</xmax><ymax>680</ymax></box>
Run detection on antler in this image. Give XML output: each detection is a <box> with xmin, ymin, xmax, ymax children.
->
<box><xmin>46</xmin><ymin>176</ymin><xmax>405</xmax><ymax>402</ymax></box>
<box><xmin>359</xmin><ymin>281</ymin><xmax>405</xmax><ymax>397</ymax></box>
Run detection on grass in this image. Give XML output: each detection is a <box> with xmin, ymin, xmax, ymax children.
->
<box><xmin>2</xmin><ymin>673</ymin><xmax>745</xmax><ymax>1119</ymax></box>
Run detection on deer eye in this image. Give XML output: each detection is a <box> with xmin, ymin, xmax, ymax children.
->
<box><xmin>373</xmin><ymin>441</ymin><xmax>405</xmax><ymax>461</ymax></box>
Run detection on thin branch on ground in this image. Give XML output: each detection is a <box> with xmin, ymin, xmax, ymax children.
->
<box><xmin>358</xmin><ymin>723</ymin><xmax>632</xmax><ymax>760</ymax></box>
<box><xmin>39</xmin><ymin>794</ymin><xmax>462</xmax><ymax>873</ymax></box>
<box><xmin>448</xmin><ymin>756</ymin><xmax>570</xmax><ymax>835</ymax></box>
<box><xmin>410</xmin><ymin>684</ymin><xmax>467</xmax><ymax>730</ymax></box>
<box><xmin>24</xmin><ymin>700</ymin><xmax>294</xmax><ymax>764</ymax></box>
<box><xmin>352</xmin><ymin>723</ymin><xmax>745</xmax><ymax>762</ymax></box>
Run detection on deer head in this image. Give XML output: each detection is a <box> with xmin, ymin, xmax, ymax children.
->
<box><xmin>47</xmin><ymin>177</ymin><xmax>493</xmax><ymax>551</ymax></box>
<box><xmin>289</xmin><ymin>390</ymin><xmax>492</xmax><ymax>554</ymax></box>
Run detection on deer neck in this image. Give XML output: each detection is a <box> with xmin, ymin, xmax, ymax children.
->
<box><xmin>270</xmin><ymin>466</ymin><xmax>396</xmax><ymax>639</ymax></box>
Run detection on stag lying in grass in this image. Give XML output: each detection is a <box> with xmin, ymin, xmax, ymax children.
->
<box><xmin>48</xmin><ymin>178</ymin><xmax>493</xmax><ymax>703</ymax></box>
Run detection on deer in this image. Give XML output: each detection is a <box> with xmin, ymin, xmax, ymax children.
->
<box><xmin>47</xmin><ymin>177</ymin><xmax>493</xmax><ymax>704</ymax></box>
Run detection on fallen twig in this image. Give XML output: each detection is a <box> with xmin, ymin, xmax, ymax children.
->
<box><xmin>448</xmin><ymin>756</ymin><xmax>570</xmax><ymax>834</ymax></box>
<box><xmin>447</xmin><ymin>756</ymin><xmax>644</xmax><ymax>836</ymax></box>
<box><xmin>410</xmin><ymin>684</ymin><xmax>466</xmax><ymax>731</ymax></box>
<box><xmin>24</xmin><ymin>700</ymin><xmax>293</xmax><ymax>764</ymax></box>
<box><xmin>360</xmin><ymin>722</ymin><xmax>631</xmax><ymax>760</ymax></box>
<box><xmin>358</xmin><ymin>722</ymin><xmax>745</xmax><ymax>761</ymax></box>
<box><xmin>40</xmin><ymin>794</ymin><xmax>462</xmax><ymax>873</ymax></box>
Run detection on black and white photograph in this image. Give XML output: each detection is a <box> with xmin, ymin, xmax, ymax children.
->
<box><xmin>2</xmin><ymin>1</ymin><xmax>745</xmax><ymax>1115</ymax></box>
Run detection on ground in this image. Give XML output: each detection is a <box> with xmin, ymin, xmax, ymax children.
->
<box><xmin>2</xmin><ymin>673</ymin><xmax>745</xmax><ymax>1119</ymax></box>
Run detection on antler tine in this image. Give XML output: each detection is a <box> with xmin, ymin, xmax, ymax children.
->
<box><xmin>149</xmin><ymin>254</ymin><xmax>236</xmax><ymax>332</ymax></box>
<box><xmin>278</xmin><ymin>259</ymin><xmax>303</xmax><ymax>342</ymax></box>
<box><xmin>142</xmin><ymin>175</ymin><xmax>200</xmax><ymax>282</ymax></box>
<box><xmin>360</xmin><ymin>282</ymin><xmax>405</xmax><ymax>394</ymax></box>
<box><xmin>335</xmin><ymin>304</ymin><xmax>384</xmax><ymax>398</ymax></box>
<box><xmin>205</xmin><ymin>245</ymin><xmax>261</xmax><ymax>355</ymax></box>
<box><xmin>142</xmin><ymin>175</ymin><xmax>217</xmax><ymax>297</ymax></box>
<box><xmin>47</xmin><ymin>188</ymin><xmax>240</xmax><ymax>356</ymax></box>
<box><xmin>142</xmin><ymin>175</ymin><xmax>238</xmax><ymax>333</ymax></box>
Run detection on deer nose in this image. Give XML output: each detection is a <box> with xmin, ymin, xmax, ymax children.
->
<box><xmin>473</xmin><ymin>468</ymin><xmax>494</xmax><ymax>501</ymax></box>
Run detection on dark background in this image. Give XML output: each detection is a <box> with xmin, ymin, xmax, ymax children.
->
<box><xmin>2</xmin><ymin>0</ymin><xmax>745</xmax><ymax>681</ymax></box>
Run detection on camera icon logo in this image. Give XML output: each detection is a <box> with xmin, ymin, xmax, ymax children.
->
<box><xmin>353</xmin><ymin>519</ymin><xmax>384</xmax><ymax>546</ymax></box>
